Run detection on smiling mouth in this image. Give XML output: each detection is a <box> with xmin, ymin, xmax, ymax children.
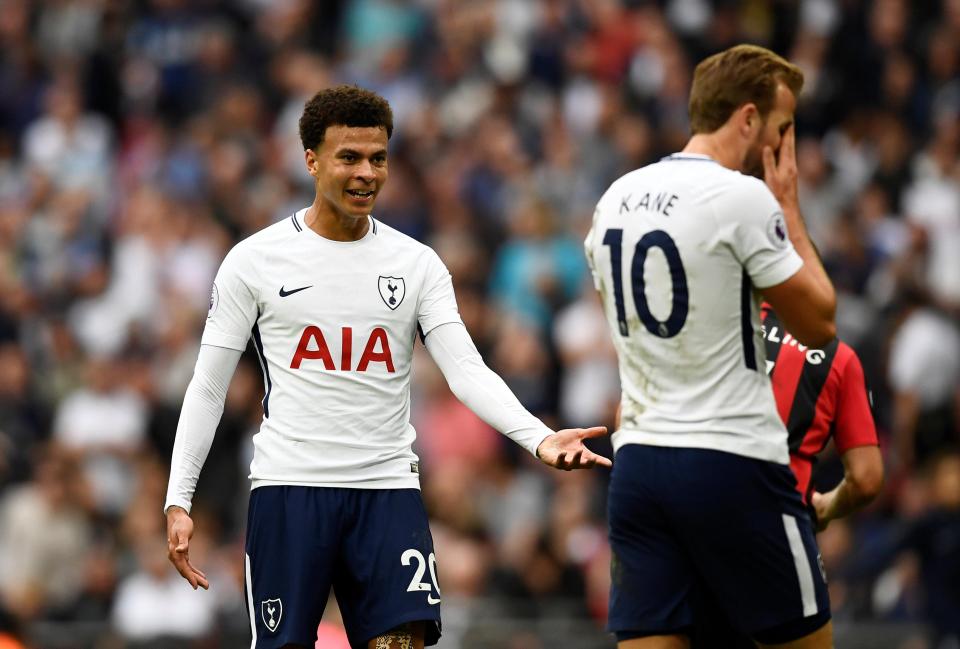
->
<box><xmin>346</xmin><ymin>189</ymin><xmax>375</xmax><ymax>199</ymax></box>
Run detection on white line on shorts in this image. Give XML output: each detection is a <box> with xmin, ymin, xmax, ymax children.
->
<box><xmin>246</xmin><ymin>553</ymin><xmax>258</xmax><ymax>648</ymax></box>
<box><xmin>781</xmin><ymin>514</ymin><xmax>818</xmax><ymax>617</ymax></box>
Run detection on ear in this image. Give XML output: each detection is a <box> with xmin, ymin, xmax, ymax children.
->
<box><xmin>737</xmin><ymin>103</ymin><xmax>760</xmax><ymax>137</ymax></box>
<box><xmin>304</xmin><ymin>148</ymin><xmax>319</xmax><ymax>178</ymax></box>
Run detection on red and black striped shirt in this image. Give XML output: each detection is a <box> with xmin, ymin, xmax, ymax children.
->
<box><xmin>761</xmin><ymin>304</ymin><xmax>879</xmax><ymax>504</ymax></box>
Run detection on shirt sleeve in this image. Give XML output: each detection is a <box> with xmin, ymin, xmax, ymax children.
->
<box><xmin>424</xmin><ymin>321</ymin><xmax>553</xmax><ymax>457</ymax></box>
<box><xmin>164</xmin><ymin>344</ymin><xmax>243</xmax><ymax>514</ymax></box>
<box><xmin>417</xmin><ymin>249</ymin><xmax>464</xmax><ymax>337</ymax></box>
<box><xmin>715</xmin><ymin>177</ymin><xmax>803</xmax><ymax>289</ymax></box>
<box><xmin>201</xmin><ymin>245</ymin><xmax>259</xmax><ymax>351</ymax></box>
<box><xmin>833</xmin><ymin>347</ymin><xmax>880</xmax><ymax>453</ymax></box>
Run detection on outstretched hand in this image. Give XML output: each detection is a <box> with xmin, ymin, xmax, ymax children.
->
<box><xmin>536</xmin><ymin>426</ymin><xmax>612</xmax><ymax>470</ymax></box>
<box><xmin>166</xmin><ymin>506</ymin><xmax>210</xmax><ymax>590</ymax></box>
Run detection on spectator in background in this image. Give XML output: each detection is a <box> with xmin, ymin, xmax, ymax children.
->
<box><xmin>21</xmin><ymin>75</ymin><xmax>113</xmax><ymax>202</ymax></box>
<box><xmin>0</xmin><ymin>344</ymin><xmax>47</xmax><ymax>488</ymax></box>
<box><xmin>489</xmin><ymin>194</ymin><xmax>587</xmax><ymax>332</ymax></box>
<box><xmin>553</xmin><ymin>285</ymin><xmax>619</xmax><ymax>430</ymax></box>
<box><xmin>112</xmin><ymin>536</ymin><xmax>219</xmax><ymax>648</ymax></box>
<box><xmin>0</xmin><ymin>447</ymin><xmax>92</xmax><ymax>621</ymax></box>
<box><xmin>887</xmin><ymin>290</ymin><xmax>960</xmax><ymax>470</ymax></box>
<box><xmin>848</xmin><ymin>451</ymin><xmax>960</xmax><ymax>648</ymax></box>
<box><xmin>896</xmin><ymin>451</ymin><xmax>960</xmax><ymax>647</ymax></box>
<box><xmin>52</xmin><ymin>355</ymin><xmax>148</xmax><ymax>517</ymax></box>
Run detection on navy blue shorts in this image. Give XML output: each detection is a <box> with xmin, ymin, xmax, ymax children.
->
<box><xmin>244</xmin><ymin>486</ymin><xmax>441</xmax><ymax>649</ymax></box>
<box><xmin>608</xmin><ymin>445</ymin><xmax>830</xmax><ymax>643</ymax></box>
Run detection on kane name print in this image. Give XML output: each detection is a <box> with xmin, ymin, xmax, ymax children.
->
<box><xmin>619</xmin><ymin>191</ymin><xmax>680</xmax><ymax>217</ymax></box>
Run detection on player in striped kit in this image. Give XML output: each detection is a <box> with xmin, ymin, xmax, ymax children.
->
<box><xmin>761</xmin><ymin>303</ymin><xmax>883</xmax><ymax>523</ymax></box>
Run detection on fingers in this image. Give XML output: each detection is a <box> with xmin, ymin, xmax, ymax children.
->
<box><xmin>542</xmin><ymin>428</ymin><xmax>613</xmax><ymax>470</ymax></box>
<box><xmin>167</xmin><ymin>536</ymin><xmax>210</xmax><ymax>590</ymax></box>
<box><xmin>169</xmin><ymin>552</ymin><xmax>199</xmax><ymax>589</ymax></box>
<box><xmin>577</xmin><ymin>426</ymin><xmax>608</xmax><ymax>440</ymax></box>
<box><xmin>556</xmin><ymin>447</ymin><xmax>613</xmax><ymax>470</ymax></box>
<box><xmin>781</xmin><ymin>123</ymin><xmax>796</xmax><ymax>161</ymax></box>
<box><xmin>172</xmin><ymin>555</ymin><xmax>209</xmax><ymax>590</ymax></box>
<box><xmin>186</xmin><ymin>559</ymin><xmax>210</xmax><ymax>590</ymax></box>
<box><xmin>585</xmin><ymin>450</ymin><xmax>613</xmax><ymax>468</ymax></box>
<box><xmin>181</xmin><ymin>551</ymin><xmax>208</xmax><ymax>580</ymax></box>
<box><xmin>762</xmin><ymin>145</ymin><xmax>776</xmax><ymax>179</ymax></box>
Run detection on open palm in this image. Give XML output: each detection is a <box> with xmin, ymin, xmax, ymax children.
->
<box><xmin>536</xmin><ymin>426</ymin><xmax>612</xmax><ymax>470</ymax></box>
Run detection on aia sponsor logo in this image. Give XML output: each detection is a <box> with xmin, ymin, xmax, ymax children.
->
<box><xmin>290</xmin><ymin>326</ymin><xmax>395</xmax><ymax>372</ymax></box>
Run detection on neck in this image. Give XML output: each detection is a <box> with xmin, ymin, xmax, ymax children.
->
<box><xmin>304</xmin><ymin>202</ymin><xmax>369</xmax><ymax>242</ymax></box>
<box><xmin>682</xmin><ymin>129</ymin><xmax>745</xmax><ymax>171</ymax></box>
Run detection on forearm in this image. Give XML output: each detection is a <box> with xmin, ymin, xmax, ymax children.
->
<box><xmin>424</xmin><ymin>323</ymin><xmax>552</xmax><ymax>456</ymax></box>
<box><xmin>818</xmin><ymin>478</ymin><xmax>867</xmax><ymax>523</ymax></box>
<box><xmin>164</xmin><ymin>345</ymin><xmax>242</xmax><ymax>514</ymax></box>
<box><xmin>815</xmin><ymin>443</ymin><xmax>884</xmax><ymax>528</ymax></box>
<box><xmin>783</xmin><ymin>205</ymin><xmax>835</xmax><ymax>312</ymax></box>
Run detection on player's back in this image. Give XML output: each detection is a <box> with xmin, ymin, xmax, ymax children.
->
<box><xmin>586</xmin><ymin>154</ymin><xmax>803</xmax><ymax>463</ymax></box>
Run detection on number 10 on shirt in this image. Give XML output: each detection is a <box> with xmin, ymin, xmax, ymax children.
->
<box><xmin>602</xmin><ymin>228</ymin><xmax>689</xmax><ymax>338</ymax></box>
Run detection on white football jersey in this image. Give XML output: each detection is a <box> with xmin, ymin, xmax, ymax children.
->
<box><xmin>203</xmin><ymin>209</ymin><xmax>462</xmax><ymax>489</ymax></box>
<box><xmin>585</xmin><ymin>154</ymin><xmax>803</xmax><ymax>463</ymax></box>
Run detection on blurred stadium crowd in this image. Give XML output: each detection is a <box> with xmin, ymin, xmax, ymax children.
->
<box><xmin>0</xmin><ymin>0</ymin><xmax>958</xmax><ymax>648</ymax></box>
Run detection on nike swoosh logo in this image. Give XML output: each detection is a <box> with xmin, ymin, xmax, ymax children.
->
<box><xmin>279</xmin><ymin>285</ymin><xmax>312</xmax><ymax>297</ymax></box>
<box><xmin>427</xmin><ymin>595</ymin><xmax>441</xmax><ymax>605</ymax></box>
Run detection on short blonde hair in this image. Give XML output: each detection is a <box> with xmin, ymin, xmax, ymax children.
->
<box><xmin>688</xmin><ymin>44</ymin><xmax>804</xmax><ymax>134</ymax></box>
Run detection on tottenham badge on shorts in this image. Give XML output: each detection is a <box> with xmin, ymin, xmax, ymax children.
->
<box><xmin>261</xmin><ymin>598</ymin><xmax>282</xmax><ymax>632</ymax></box>
<box><xmin>379</xmin><ymin>276</ymin><xmax>405</xmax><ymax>310</ymax></box>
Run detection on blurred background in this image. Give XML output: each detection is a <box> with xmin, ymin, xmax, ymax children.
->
<box><xmin>0</xmin><ymin>0</ymin><xmax>958</xmax><ymax>647</ymax></box>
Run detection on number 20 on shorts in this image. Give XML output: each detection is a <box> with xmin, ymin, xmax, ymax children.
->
<box><xmin>401</xmin><ymin>549</ymin><xmax>441</xmax><ymax>605</ymax></box>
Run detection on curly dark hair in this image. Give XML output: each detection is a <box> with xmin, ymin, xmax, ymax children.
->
<box><xmin>298</xmin><ymin>85</ymin><xmax>394</xmax><ymax>151</ymax></box>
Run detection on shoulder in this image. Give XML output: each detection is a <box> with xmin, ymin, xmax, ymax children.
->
<box><xmin>373</xmin><ymin>218</ymin><xmax>443</xmax><ymax>263</ymax></box>
<box><xmin>710</xmin><ymin>173</ymin><xmax>783</xmax><ymax>235</ymax></box>
<box><xmin>714</xmin><ymin>171</ymin><xmax>777</xmax><ymax>205</ymax></box>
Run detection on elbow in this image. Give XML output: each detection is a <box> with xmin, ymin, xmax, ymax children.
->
<box><xmin>793</xmin><ymin>318</ymin><xmax>836</xmax><ymax>348</ymax></box>
<box><xmin>813</xmin><ymin>322</ymin><xmax>837</xmax><ymax>348</ymax></box>
<box><xmin>848</xmin><ymin>461</ymin><xmax>884</xmax><ymax>504</ymax></box>
<box><xmin>445</xmin><ymin>376</ymin><xmax>468</xmax><ymax>404</ymax></box>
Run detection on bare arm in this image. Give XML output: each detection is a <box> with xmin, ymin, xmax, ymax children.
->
<box><xmin>811</xmin><ymin>445</ymin><xmax>884</xmax><ymax>530</ymax></box>
<box><xmin>760</xmin><ymin>125</ymin><xmax>836</xmax><ymax>347</ymax></box>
